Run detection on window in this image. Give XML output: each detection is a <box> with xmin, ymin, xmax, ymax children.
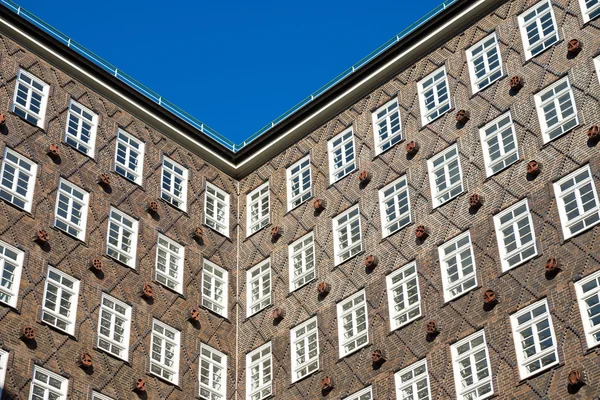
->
<box><xmin>290</xmin><ymin>317</ymin><xmax>319</xmax><ymax>382</ymax></box>
<box><xmin>41</xmin><ymin>267</ymin><xmax>80</xmax><ymax>335</ymax></box>
<box><xmin>12</xmin><ymin>69</ymin><xmax>49</xmax><ymax>128</ymax></box>
<box><xmin>246</xmin><ymin>182</ymin><xmax>270</xmax><ymax>236</ymax></box>
<box><xmin>246</xmin><ymin>259</ymin><xmax>271</xmax><ymax>316</ymax></box>
<box><xmin>395</xmin><ymin>359</ymin><xmax>432</xmax><ymax>400</ymax></box>
<box><xmin>575</xmin><ymin>269</ymin><xmax>600</xmax><ymax>348</ymax></box>
<box><xmin>150</xmin><ymin>319</ymin><xmax>180</xmax><ymax>384</ymax></box>
<box><xmin>205</xmin><ymin>183</ymin><xmax>230</xmax><ymax>236</ymax></box>
<box><xmin>0</xmin><ymin>147</ymin><xmax>38</xmax><ymax>212</ymax></box>
<box><xmin>97</xmin><ymin>293</ymin><xmax>131</xmax><ymax>361</ymax></box>
<box><xmin>578</xmin><ymin>0</ymin><xmax>600</xmax><ymax>22</ymax></box>
<box><xmin>534</xmin><ymin>77</ymin><xmax>579</xmax><ymax>143</ymax></box>
<box><xmin>451</xmin><ymin>330</ymin><xmax>494</xmax><ymax>400</ymax></box>
<box><xmin>479</xmin><ymin>112</ymin><xmax>519</xmax><ymax>176</ymax></box>
<box><xmin>428</xmin><ymin>144</ymin><xmax>464</xmax><ymax>208</ymax></box>
<box><xmin>0</xmin><ymin>240</ymin><xmax>24</xmax><ymax>308</ymax></box>
<box><xmin>439</xmin><ymin>231</ymin><xmax>477</xmax><ymax>302</ymax></box>
<box><xmin>54</xmin><ymin>179</ymin><xmax>89</xmax><ymax>240</ymax></box>
<box><xmin>155</xmin><ymin>234</ymin><xmax>184</xmax><ymax>293</ymax></box>
<box><xmin>199</xmin><ymin>343</ymin><xmax>227</xmax><ymax>400</ymax></box>
<box><xmin>28</xmin><ymin>366</ymin><xmax>68</xmax><ymax>400</ymax></box>
<box><xmin>91</xmin><ymin>392</ymin><xmax>114</xmax><ymax>400</ymax></box>
<box><xmin>518</xmin><ymin>0</ymin><xmax>559</xmax><ymax>59</ymax></box>
<box><xmin>246</xmin><ymin>343</ymin><xmax>272</xmax><ymax>400</ymax></box>
<box><xmin>337</xmin><ymin>290</ymin><xmax>369</xmax><ymax>358</ymax></box>
<box><xmin>343</xmin><ymin>386</ymin><xmax>373</xmax><ymax>400</ymax></box>
<box><xmin>372</xmin><ymin>99</ymin><xmax>402</xmax><ymax>154</ymax></box>
<box><xmin>467</xmin><ymin>33</ymin><xmax>503</xmax><ymax>93</ymax></box>
<box><xmin>202</xmin><ymin>259</ymin><xmax>228</xmax><ymax>318</ymax></box>
<box><xmin>510</xmin><ymin>299</ymin><xmax>559</xmax><ymax>379</ymax></box>
<box><xmin>114</xmin><ymin>129</ymin><xmax>144</xmax><ymax>185</ymax></box>
<box><xmin>161</xmin><ymin>156</ymin><xmax>188</xmax><ymax>211</ymax></box>
<box><xmin>494</xmin><ymin>199</ymin><xmax>537</xmax><ymax>271</ymax></box>
<box><xmin>64</xmin><ymin>100</ymin><xmax>97</xmax><ymax>156</ymax></box>
<box><xmin>0</xmin><ymin>349</ymin><xmax>8</xmax><ymax>398</ymax></box>
<box><xmin>328</xmin><ymin>127</ymin><xmax>356</xmax><ymax>183</ymax></box>
<box><xmin>286</xmin><ymin>155</ymin><xmax>312</xmax><ymax>210</ymax></box>
<box><xmin>106</xmin><ymin>207</ymin><xmax>138</xmax><ymax>268</ymax></box>
<box><xmin>418</xmin><ymin>66</ymin><xmax>451</xmax><ymax>126</ymax></box>
<box><xmin>386</xmin><ymin>262</ymin><xmax>421</xmax><ymax>331</ymax></box>
<box><xmin>333</xmin><ymin>205</ymin><xmax>363</xmax><ymax>265</ymax></box>
<box><xmin>595</xmin><ymin>56</ymin><xmax>600</xmax><ymax>85</ymax></box>
<box><xmin>288</xmin><ymin>232</ymin><xmax>315</xmax><ymax>291</ymax></box>
<box><xmin>379</xmin><ymin>175</ymin><xmax>411</xmax><ymax>237</ymax></box>
<box><xmin>553</xmin><ymin>165</ymin><xmax>600</xmax><ymax>239</ymax></box>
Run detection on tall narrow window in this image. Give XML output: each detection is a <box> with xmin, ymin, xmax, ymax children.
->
<box><xmin>29</xmin><ymin>366</ymin><xmax>69</xmax><ymax>400</ymax></box>
<box><xmin>97</xmin><ymin>293</ymin><xmax>131</xmax><ymax>361</ymax></box>
<box><xmin>439</xmin><ymin>231</ymin><xmax>477</xmax><ymax>302</ymax></box>
<box><xmin>578</xmin><ymin>0</ymin><xmax>600</xmax><ymax>22</ymax></box>
<box><xmin>246</xmin><ymin>343</ymin><xmax>272</xmax><ymax>400</ymax></box>
<box><xmin>161</xmin><ymin>156</ymin><xmax>188</xmax><ymax>211</ymax></box>
<box><xmin>535</xmin><ymin>77</ymin><xmax>579</xmax><ymax>143</ymax></box>
<box><xmin>202</xmin><ymin>259</ymin><xmax>228</xmax><ymax>318</ymax></box>
<box><xmin>0</xmin><ymin>349</ymin><xmax>8</xmax><ymax>398</ymax></box>
<box><xmin>337</xmin><ymin>290</ymin><xmax>369</xmax><ymax>358</ymax></box>
<box><xmin>92</xmin><ymin>392</ymin><xmax>114</xmax><ymax>400</ymax></box>
<box><xmin>155</xmin><ymin>234</ymin><xmax>184</xmax><ymax>293</ymax></box>
<box><xmin>0</xmin><ymin>240</ymin><xmax>24</xmax><ymax>308</ymax></box>
<box><xmin>54</xmin><ymin>179</ymin><xmax>89</xmax><ymax>240</ymax></box>
<box><xmin>467</xmin><ymin>33</ymin><xmax>503</xmax><ymax>93</ymax></box>
<box><xmin>12</xmin><ymin>69</ymin><xmax>49</xmax><ymax>128</ymax></box>
<box><xmin>510</xmin><ymin>299</ymin><xmax>559</xmax><ymax>379</ymax></box>
<box><xmin>343</xmin><ymin>387</ymin><xmax>373</xmax><ymax>400</ymax></box>
<box><xmin>418</xmin><ymin>66</ymin><xmax>451</xmax><ymax>126</ymax></box>
<box><xmin>205</xmin><ymin>182</ymin><xmax>230</xmax><ymax>236</ymax></box>
<box><xmin>553</xmin><ymin>165</ymin><xmax>600</xmax><ymax>239</ymax></box>
<box><xmin>428</xmin><ymin>144</ymin><xmax>464</xmax><ymax>208</ymax></box>
<box><xmin>290</xmin><ymin>316</ymin><xmax>319</xmax><ymax>382</ymax></box>
<box><xmin>518</xmin><ymin>0</ymin><xmax>559</xmax><ymax>59</ymax></box>
<box><xmin>106</xmin><ymin>208</ymin><xmax>138</xmax><ymax>268</ymax></box>
<box><xmin>333</xmin><ymin>205</ymin><xmax>362</xmax><ymax>265</ymax></box>
<box><xmin>41</xmin><ymin>267</ymin><xmax>80</xmax><ymax>335</ymax></box>
<box><xmin>575</xmin><ymin>270</ymin><xmax>600</xmax><ymax>349</ymax></box>
<box><xmin>246</xmin><ymin>259</ymin><xmax>271</xmax><ymax>316</ymax></box>
<box><xmin>372</xmin><ymin>99</ymin><xmax>402</xmax><ymax>154</ymax></box>
<box><xmin>494</xmin><ymin>199</ymin><xmax>537</xmax><ymax>271</ymax></box>
<box><xmin>288</xmin><ymin>232</ymin><xmax>315</xmax><ymax>291</ymax></box>
<box><xmin>395</xmin><ymin>359</ymin><xmax>432</xmax><ymax>400</ymax></box>
<box><xmin>479</xmin><ymin>112</ymin><xmax>519</xmax><ymax>176</ymax></box>
<box><xmin>246</xmin><ymin>182</ymin><xmax>270</xmax><ymax>236</ymax></box>
<box><xmin>451</xmin><ymin>330</ymin><xmax>494</xmax><ymax>400</ymax></box>
<box><xmin>64</xmin><ymin>100</ymin><xmax>97</xmax><ymax>156</ymax></box>
<box><xmin>386</xmin><ymin>262</ymin><xmax>421</xmax><ymax>331</ymax></box>
<box><xmin>287</xmin><ymin>155</ymin><xmax>312</xmax><ymax>210</ymax></box>
<box><xmin>379</xmin><ymin>175</ymin><xmax>411</xmax><ymax>237</ymax></box>
<box><xmin>114</xmin><ymin>129</ymin><xmax>144</xmax><ymax>185</ymax></box>
<box><xmin>328</xmin><ymin>128</ymin><xmax>356</xmax><ymax>184</ymax></box>
<box><xmin>199</xmin><ymin>343</ymin><xmax>227</xmax><ymax>400</ymax></box>
<box><xmin>595</xmin><ymin>56</ymin><xmax>600</xmax><ymax>85</ymax></box>
<box><xmin>150</xmin><ymin>319</ymin><xmax>180</xmax><ymax>384</ymax></box>
<box><xmin>0</xmin><ymin>147</ymin><xmax>38</xmax><ymax>212</ymax></box>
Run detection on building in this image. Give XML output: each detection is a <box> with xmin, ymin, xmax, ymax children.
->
<box><xmin>0</xmin><ymin>0</ymin><xmax>599</xmax><ymax>398</ymax></box>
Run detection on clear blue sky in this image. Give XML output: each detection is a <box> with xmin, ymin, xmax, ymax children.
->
<box><xmin>14</xmin><ymin>0</ymin><xmax>444</xmax><ymax>143</ymax></box>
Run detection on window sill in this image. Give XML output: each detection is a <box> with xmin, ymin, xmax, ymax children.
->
<box><xmin>158</xmin><ymin>197</ymin><xmax>189</xmax><ymax>217</ymax></box>
<box><xmin>483</xmin><ymin>157</ymin><xmax>524</xmax><ymax>183</ymax></box>
<box><xmin>327</xmin><ymin>167</ymin><xmax>358</xmax><ymax>189</ymax></box>
<box><xmin>287</xmin><ymin>278</ymin><xmax>317</xmax><ymax>298</ymax></box>
<box><xmin>539</xmin><ymin>121</ymin><xmax>581</xmax><ymax>151</ymax></box>
<box><xmin>497</xmin><ymin>252</ymin><xmax>543</xmax><ymax>278</ymax></box>
<box><xmin>333</xmin><ymin>250</ymin><xmax>365</xmax><ymax>270</ymax></box>
<box><xmin>106</xmin><ymin>254</ymin><xmax>138</xmax><ymax>273</ymax></box>
<box><xmin>147</xmin><ymin>371</ymin><xmax>182</xmax><ymax>389</ymax></box>
<box><xmin>336</xmin><ymin>342</ymin><xmax>371</xmax><ymax>363</ymax></box>
<box><xmin>244</xmin><ymin>303</ymin><xmax>274</xmax><ymax>322</ymax></box>
<box><xmin>387</xmin><ymin>314</ymin><xmax>425</xmax><ymax>336</ymax></box>
<box><xmin>151</xmin><ymin>279</ymin><xmax>186</xmax><ymax>300</ymax></box>
<box><xmin>522</xmin><ymin>39</ymin><xmax>564</xmax><ymax>67</ymax></box>
<box><xmin>61</xmin><ymin>140</ymin><xmax>96</xmax><ymax>161</ymax></box>
<box><xmin>380</xmin><ymin>221</ymin><xmax>415</xmax><ymax>244</ymax></box>
<box><xmin>244</xmin><ymin>222</ymin><xmax>271</xmax><ymax>242</ymax></box>
<box><xmin>284</xmin><ymin>196</ymin><xmax>313</xmax><ymax>217</ymax></box>
<box><xmin>372</xmin><ymin>138</ymin><xmax>405</xmax><ymax>160</ymax></box>
<box><xmin>418</xmin><ymin>107</ymin><xmax>455</xmax><ymax>132</ymax></box>
<box><xmin>440</xmin><ymin>284</ymin><xmax>481</xmax><ymax>308</ymax></box>
<box><xmin>515</xmin><ymin>361</ymin><xmax>563</xmax><ymax>386</ymax></box>
<box><xmin>469</xmin><ymin>74</ymin><xmax>508</xmax><ymax>100</ymax></box>
<box><xmin>92</xmin><ymin>345</ymin><xmax>132</xmax><ymax>366</ymax></box>
<box><xmin>50</xmin><ymin>225</ymin><xmax>88</xmax><ymax>246</ymax></box>
<box><xmin>429</xmin><ymin>190</ymin><xmax>468</xmax><ymax>215</ymax></box>
<box><xmin>9</xmin><ymin>109</ymin><xmax>45</xmax><ymax>131</ymax></box>
<box><xmin>202</xmin><ymin>223</ymin><xmax>232</xmax><ymax>242</ymax></box>
<box><xmin>201</xmin><ymin>305</ymin><xmax>231</xmax><ymax>323</ymax></box>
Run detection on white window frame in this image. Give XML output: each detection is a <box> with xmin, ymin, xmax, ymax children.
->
<box><xmin>155</xmin><ymin>234</ymin><xmax>185</xmax><ymax>293</ymax></box>
<box><xmin>493</xmin><ymin>199</ymin><xmax>538</xmax><ymax>272</ymax></box>
<box><xmin>54</xmin><ymin>178</ymin><xmax>89</xmax><ymax>240</ymax></box>
<box><xmin>288</xmin><ymin>232</ymin><xmax>316</xmax><ymax>292</ymax></box>
<box><xmin>372</xmin><ymin>99</ymin><xmax>402</xmax><ymax>155</ymax></box>
<box><xmin>418</xmin><ymin>66</ymin><xmax>451</xmax><ymax>126</ymax></box>
<box><xmin>202</xmin><ymin>259</ymin><xmax>229</xmax><ymax>318</ymax></box>
<box><xmin>328</xmin><ymin>127</ymin><xmax>357</xmax><ymax>184</ymax></box>
<box><xmin>114</xmin><ymin>129</ymin><xmax>145</xmax><ymax>185</ymax></box>
<box><xmin>0</xmin><ymin>147</ymin><xmax>38</xmax><ymax>212</ymax></box>
<box><xmin>12</xmin><ymin>69</ymin><xmax>49</xmax><ymax>128</ymax></box>
<box><xmin>245</xmin><ymin>342</ymin><xmax>272</xmax><ymax>400</ymax></box>
<box><xmin>337</xmin><ymin>290</ymin><xmax>369</xmax><ymax>358</ymax></box>
<box><xmin>386</xmin><ymin>261</ymin><xmax>421</xmax><ymax>331</ymax></box>
<box><xmin>467</xmin><ymin>33</ymin><xmax>503</xmax><ymax>94</ymax></box>
<box><xmin>92</xmin><ymin>392</ymin><xmax>114</xmax><ymax>400</ymax></box>
<box><xmin>395</xmin><ymin>359</ymin><xmax>432</xmax><ymax>400</ymax></box>
<box><xmin>451</xmin><ymin>330</ymin><xmax>494</xmax><ymax>400</ymax></box>
<box><xmin>160</xmin><ymin>156</ymin><xmax>188</xmax><ymax>211</ymax></box>
<box><xmin>246</xmin><ymin>259</ymin><xmax>271</xmax><ymax>317</ymax></box>
<box><xmin>428</xmin><ymin>144</ymin><xmax>464</xmax><ymax>208</ymax></box>
<box><xmin>97</xmin><ymin>293</ymin><xmax>132</xmax><ymax>361</ymax></box>
<box><xmin>246</xmin><ymin>182</ymin><xmax>270</xmax><ymax>236</ymax></box>
<box><xmin>479</xmin><ymin>112</ymin><xmax>519</xmax><ymax>177</ymax></box>
<box><xmin>205</xmin><ymin>182</ymin><xmax>230</xmax><ymax>237</ymax></box>
<box><xmin>0</xmin><ymin>349</ymin><xmax>8</xmax><ymax>398</ymax></box>
<box><xmin>199</xmin><ymin>343</ymin><xmax>227</xmax><ymax>400</ymax></box>
<box><xmin>553</xmin><ymin>165</ymin><xmax>600</xmax><ymax>239</ymax></box>
<box><xmin>518</xmin><ymin>0</ymin><xmax>560</xmax><ymax>60</ymax></box>
<box><xmin>290</xmin><ymin>317</ymin><xmax>319</xmax><ymax>383</ymax></box>
<box><xmin>333</xmin><ymin>204</ymin><xmax>363</xmax><ymax>266</ymax></box>
<box><xmin>595</xmin><ymin>56</ymin><xmax>600</xmax><ymax>86</ymax></box>
<box><xmin>0</xmin><ymin>240</ymin><xmax>24</xmax><ymax>308</ymax></box>
<box><xmin>379</xmin><ymin>175</ymin><xmax>411</xmax><ymax>238</ymax></box>
<box><xmin>575</xmin><ymin>269</ymin><xmax>600</xmax><ymax>349</ymax></box>
<box><xmin>534</xmin><ymin>77</ymin><xmax>579</xmax><ymax>143</ymax></box>
<box><xmin>41</xmin><ymin>266</ymin><xmax>80</xmax><ymax>335</ymax></box>
<box><xmin>149</xmin><ymin>319</ymin><xmax>181</xmax><ymax>385</ymax></box>
<box><xmin>439</xmin><ymin>231</ymin><xmax>477</xmax><ymax>302</ymax></box>
<box><xmin>28</xmin><ymin>366</ymin><xmax>69</xmax><ymax>400</ymax></box>
<box><xmin>64</xmin><ymin>99</ymin><xmax>98</xmax><ymax>157</ymax></box>
<box><xmin>106</xmin><ymin>207</ymin><xmax>139</xmax><ymax>268</ymax></box>
<box><xmin>510</xmin><ymin>299</ymin><xmax>559</xmax><ymax>379</ymax></box>
<box><xmin>578</xmin><ymin>0</ymin><xmax>600</xmax><ymax>22</ymax></box>
<box><xmin>286</xmin><ymin>155</ymin><xmax>312</xmax><ymax>211</ymax></box>
<box><xmin>343</xmin><ymin>386</ymin><xmax>373</xmax><ymax>400</ymax></box>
